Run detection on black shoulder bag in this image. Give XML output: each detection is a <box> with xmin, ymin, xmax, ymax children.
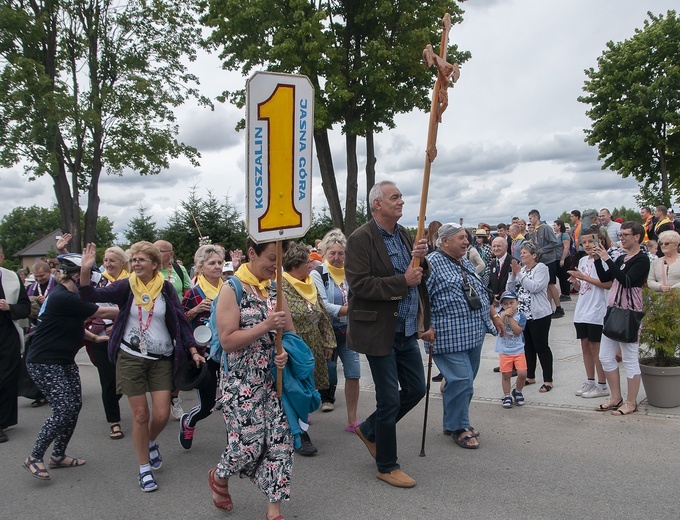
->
<box><xmin>602</xmin><ymin>273</ymin><xmax>645</xmax><ymax>344</ymax></box>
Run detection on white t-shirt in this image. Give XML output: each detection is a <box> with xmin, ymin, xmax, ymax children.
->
<box><xmin>122</xmin><ymin>294</ymin><xmax>173</xmax><ymax>358</ymax></box>
<box><xmin>573</xmin><ymin>256</ymin><xmax>610</xmax><ymax>325</ymax></box>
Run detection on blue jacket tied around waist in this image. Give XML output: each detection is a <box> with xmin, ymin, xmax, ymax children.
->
<box><xmin>271</xmin><ymin>331</ymin><xmax>321</xmax><ymax>449</ymax></box>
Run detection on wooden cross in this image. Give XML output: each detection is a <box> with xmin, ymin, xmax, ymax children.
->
<box><xmin>414</xmin><ymin>13</ymin><xmax>460</xmax><ymax>267</ymax></box>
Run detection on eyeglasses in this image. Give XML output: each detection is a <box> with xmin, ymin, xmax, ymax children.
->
<box><xmin>660</xmin><ymin>242</ymin><xmax>678</xmax><ymax>247</ymax></box>
<box><xmin>131</xmin><ymin>258</ymin><xmax>153</xmax><ymax>264</ymax></box>
<box><xmin>620</xmin><ymin>232</ymin><xmax>634</xmax><ymax>238</ymax></box>
<box><xmin>159</xmin><ymin>249</ymin><xmax>173</xmax><ymax>253</ymax></box>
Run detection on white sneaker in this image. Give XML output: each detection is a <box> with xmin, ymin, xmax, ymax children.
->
<box><xmin>575</xmin><ymin>381</ymin><xmax>596</xmax><ymax>396</ymax></box>
<box><xmin>171</xmin><ymin>397</ymin><xmax>184</xmax><ymax>420</ymax></box>
<box><xmin>321</xmin><ymin>402</ymin><xmax>334</xmax><ymax>412</ymax></box>
<box><xmin>582</xmin><ymin>386</ymin><xmax>610</xmax><ymax>399</ymax></box>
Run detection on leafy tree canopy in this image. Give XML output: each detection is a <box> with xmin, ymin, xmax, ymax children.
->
<box><xmin>579</xmin><ymin>10</ymin><xmax>680</xmax><ymax>207</ymax></box>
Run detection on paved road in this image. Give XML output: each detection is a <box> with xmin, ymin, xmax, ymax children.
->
<box><xmin>3</xmin><ymin>299</ymin><xmax>679</xmax><ymax>519</ymax></box>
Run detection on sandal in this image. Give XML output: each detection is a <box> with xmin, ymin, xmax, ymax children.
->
<box><xmin>524</xmin><ymin>379</ymin><xmax>536</xmax><ymax>385</ymax></box>
<box><xmin>138</xmin><ymin>470</ymin><xmax>158</xmax><ymax>492</ymax></box>
<box><xmin>48</xmin><ymin>454</ymin><xmax>86</xmax><ymax>468</ymax></box>
<box><xmin>467</xmin><ymin>426</ymin><xmax>480</xmax><ymax>438</ymax></box>
<box><xmin>452</xmin><ymin>429</ymin><xmax>479</xmax><ymax>449</ymax></box>
<box><xmin>149</xmin><ymin>442</ymin><xmax>162</xmax><ymax>469</ymax></box>
<box><xmin>31</xmin><ymin>398</ymin><xmax>47</xmax><ymax>408</ymax></box>
<box><xmin>595</xmin><ymin>398</ymin><xmax>623</xmax><ymax>412</ymax></box>
<box><xmin>109</xmin><ymin>423</ymin><xmax>124</xmax><ymax>440</ymax></box>
<box><xmin>208</xmin><ymin>468</ymin><xmax>233</xmax><ymax>511</ymax></box>
<box><xmin>23</xmin><ymin>456</ymin><xmax>50</xmax><ymax>480</ymax></box>
<box><xmin>344</xmin><ymin>420</ymin><xmax>361</xmax><ymax>433</ymax></box>
<box><xmin>539</xmin><ymin>384</ymin><xmax>553</xmax><ymax>393</ymax></box>
<box><xmin>611</xmin><ymin>402</ymin><xmax>638</xmax><ymax>416</ymax></box>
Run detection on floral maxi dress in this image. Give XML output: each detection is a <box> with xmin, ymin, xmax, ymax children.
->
<box><xmin>216</xmin><ymin>281</ymin><xmax>293</xmax><ymax>502</ymax></box>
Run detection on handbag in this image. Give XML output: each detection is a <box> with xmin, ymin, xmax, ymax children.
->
<box><xmin>602</xmin><ymin>283</ymin><xmax>644</xmax><ymax>343</ymax></box>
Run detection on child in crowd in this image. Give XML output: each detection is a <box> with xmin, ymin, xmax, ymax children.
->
<box><xmin>568</xmin><ymin>228</ymin><xmax>613</xmax><ymax>398</ymax></box>
<box><xmin>646</xmin><ymin>240</ymin><xmax>659</xmax><ymax>260</ymax></box>
<box><xmin>494</xmin><ymin>291</ymin><xmax>527</xmax><ymax>408</ymax></box>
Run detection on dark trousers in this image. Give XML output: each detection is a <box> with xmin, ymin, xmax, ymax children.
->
<box><xmin>186</xmin><ymin>358</ymin><xmax>220</xmax><ymax>427</ymax></box>
<box><xmin>89</xmin><ymin>344</ymin><xmax>122</xmax><ymax>423</ymax></box>
<box><xmin>27</xmin><ymin>363</ymin><xmax>82</xmax><ymax>459</ymax></box>
<box><xmin>361</xmin><ymin>333</ymin><xmax>425</xmax><ymax>473</ymax></box>
<box><xmin>555</xmin><ymin>258</ymin><xmax>572</xmax><ymax>296</ymax></box>
<box><xmin>524</xmin><ymin>315</ymin><xmax>553</xmax><ymax>382</ymax></box>
<box><xmin>0</xmin><ymin>339</ymin><xmax>20</xmax><ymax>429</ymax></box>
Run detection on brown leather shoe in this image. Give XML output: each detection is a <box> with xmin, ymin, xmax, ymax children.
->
<box><xmin>376</xmin><ymin>469</ymin><xmax>416</xmax><ymax>488</ymax></box>
<box><xmin>355</xmin><ymin>424</ymin><xmax>376</xmax><ymax>459</ymax></box>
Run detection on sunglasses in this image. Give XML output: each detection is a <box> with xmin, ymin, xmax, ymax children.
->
<box><xmin>659</xmin><ymin>242</ymin><xmax>678</xmax><ymax>247</ymax></box>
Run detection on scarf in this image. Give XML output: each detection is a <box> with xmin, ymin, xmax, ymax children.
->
<box><xmin>655</xmin><ymin>217</ymin><xmax>671</xmax><ymax>232</ymax></box>
<box><xmin>103</xmin><ymin>268</ymin><xmax>130</xmax><ymax>283</ymax></box>
<box><xmin>196</xmin><ymin>274</ymin><xmax>223</xmax><ymax>300</ymax></box>
<box><xmin>324</xmin><ymin>260</ymin><xmax>346</xmax><ymax>287</ymax></box>
<box><xmin>129</xmin><ymin>272</ymin><xmax>164</xmax><ymax>311</ymax></box>
<box><xmin>235</xmin><ymin>263</ymin><xmax>271</xmax><ymax>298</ymax></box>
<box><xmin>282</xmin><ymin>272</ymin><xmax>317</xmax><ymax>304</ymax></box>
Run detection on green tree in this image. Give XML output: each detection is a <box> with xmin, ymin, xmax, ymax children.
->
<box><xmin>124</xmin><ymin>205</ymin><xmax>159</xmax><ymax>244</ymax></box>
<box><xmin>578</xmin><ymin>10</ymin><xmax>680</xmax><ymax>207</ymax></box>
<box><xmin>0</xmin><ymin>0</ymin><xmax>210</xmax><ymax>251</ymax></box>
<box><xmin>202</xmin><ymin>0</ymin><xmax>468</xmax><ymax>234</ymax></box>
<box><xmin>611</xmin><ymin>206</ymin><xmax>643</xmax><ymax>223</ymax></box>
<box><xmin>161</xmin><ymin>187</ymin><xmax>247</xmax><ymax>267</ymax></box>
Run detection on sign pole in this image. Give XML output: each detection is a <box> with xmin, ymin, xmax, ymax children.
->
<box><xmin>275</xmin><ymin>240</ymin><xmax>284</xmax><ymax>396</ymax></box>
<box><xmin>413</xmin><ymin>13</ymin><xmax>460</xmax><ymax>268</ymax></box>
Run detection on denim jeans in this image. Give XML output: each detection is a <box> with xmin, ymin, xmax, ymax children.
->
<box><xmin>320</xmin><ymin>331</ymin><xmax>360</xmax><ymax>404</ymax></box>
<box><xmin>361</xmin><ymin>333</ymin><xmax>425</xmax><ymax>473</ymax></box>
<box><xmin>433</xmin><ymin>343</ymin><xmax>482</xmax><ymax>432</ymax></box>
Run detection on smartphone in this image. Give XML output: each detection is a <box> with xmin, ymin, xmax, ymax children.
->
<box><xmin>593</xmin><ymin>235</ymin><xmax>599</xmax><ymax>247</ymax></box>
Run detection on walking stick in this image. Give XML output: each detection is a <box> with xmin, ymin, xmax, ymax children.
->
<box><xmin>419</xmin><ymin>341</ymin><xmax>434</xmax><ymax>457</ymax></box>
<box><xmin>275</xmin><ymin>240</ymin><xmax>283</xmax><ymax>397</ymax></box>
<box><xmin>413</xmin><ymin>13</ymin><xmax>460</xmax><ymax>269</ymax></box>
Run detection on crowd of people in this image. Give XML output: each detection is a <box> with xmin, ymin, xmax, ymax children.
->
<box><xmin>1</xmin><ymin>190</ymin><xmax>679</xmax><ymax>519</ymax></box>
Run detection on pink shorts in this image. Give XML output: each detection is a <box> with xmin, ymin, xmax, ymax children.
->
<box><xmin>499</xmin><ymin>353</ymin><xmax>527</xmax><ymax>373</ymax></box>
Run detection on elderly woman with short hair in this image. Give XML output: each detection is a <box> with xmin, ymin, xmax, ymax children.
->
<box><xmin>507</xmin><ymin>241</ymin><xmax>554</xmax><ymax>392</ymax></box>
<box><xmin>648</xmin><ymin>230</ymin><xmax>680</xmax><ymax>292</ymax></box>
<box><xmin>424</xmin><ymin>223</ymin><xmax>503</xmax><ymax>449</ymax></box>
<box><xmin>311</xmin><ymin>229</ymin><xmax>361</xmax><ymax>432</ymax></box>
<box><xmin>282</xmin><ymin>242</ymin><xmax>335</xmax><ymax>455</ymax></box>
<box><xmin>79</xmin><ymin>241</ymin><xmax>204</xmax><ymax>492</ymax></box>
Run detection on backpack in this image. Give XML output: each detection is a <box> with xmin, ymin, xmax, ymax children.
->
<box><xmin>208</xmin><ymin>276</ymin><xmax>243</xmax><ymax>366</ymax></box>
<box><xmin>314</xmin><ymin>265</ymin><xmax>329</xmax><ymax>289</ymax></box>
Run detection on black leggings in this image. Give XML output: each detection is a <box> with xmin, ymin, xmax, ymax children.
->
<box><xmin>555</xmin><ymin>258</ymin><xmax>572</xmax><ymax>296</ymax></box>
<box><xmin>89</xmin><ymin>344</ymin><xmax>122</xmax><ymax>423</ymax></box>
<box><xmin>27</xmin><ymin>363</ymin><xmax>82</xmax><ymax>459</ymax></box>
<box><xmin>524</xmin><ymin>315</ymin><xmax>553</xmax><ymax>382</ymax></box>
<box><xmin>186</xmin><ymin>358</ymin><xmax>220</xmax><ymax>428</ymax></box>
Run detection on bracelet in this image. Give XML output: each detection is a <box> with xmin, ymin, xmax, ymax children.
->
<box><xmin>492</xmin><ymin>313</ymin><xmax>501</xmax><ymax>319</ymax></box>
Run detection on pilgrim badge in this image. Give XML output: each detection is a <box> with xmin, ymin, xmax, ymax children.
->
<box><xmin>139</xmin><ymin>343</ymin><xmax>148</xmax><ymax>356</ymax></box>
<box><xmin>141</xmin><ymin>293</ymin><xmax>151</xmax><ymax>304</ymax></box>
<box><xmin>130</xmin><ymin>335</ymin><xmax>140</xmax><ymax>348</ymax></box>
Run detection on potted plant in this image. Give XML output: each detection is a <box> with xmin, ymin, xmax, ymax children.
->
<box><xmin>639</xmin><ymin>287</ymin><xmax>680</xmax><ymax>408</ymax></box>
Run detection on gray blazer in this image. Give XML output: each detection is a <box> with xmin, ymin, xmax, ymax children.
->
<box><xmin>345</xmin><ymin>220</ymin><xmax>430</xmax><ymax>357</ymax></box>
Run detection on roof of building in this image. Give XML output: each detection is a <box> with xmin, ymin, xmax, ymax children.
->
<box><xmin>14</xmin><ymin>229</ymin><xmax>63</xmax><ymax>258</ymax></box>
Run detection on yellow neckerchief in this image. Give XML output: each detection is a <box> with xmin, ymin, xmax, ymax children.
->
<box><xmin>129</xmin><ymin>272</ymin><xmax>164</xmax><ymax>311</ymax></box>
<box><xmin>196</xmin><ymin>273</ymin><xmax>223</xmax><ymax>300</ymax></box>
<box><xmin>103</xmin><ymin>268</ymin><xmax>130</xmax><ymax>283</ymax></box>
<box><xmin>324</xmin><ymin>260</ymin><xmax>346</xmax><ymax>287</ymax></box>
<box><xmin>655</xmin><ymin>217</ymin><xmax>671</xmax><ymax>232</ymax></box>
<box><xmin>282</xmin><ymin>271</ymin><xmax>317</xmax><ymax>304</ymax></box>
<box><xmin>235</xmin><ymin>263</ymin><xmax>271</xmax><ymax>298</ymax></box>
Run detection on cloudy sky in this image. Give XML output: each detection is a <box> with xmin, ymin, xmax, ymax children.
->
<box><xmin>1</xmin><ymin>0</ymin><xmax>676</xmax><ymax>239</ymax></box>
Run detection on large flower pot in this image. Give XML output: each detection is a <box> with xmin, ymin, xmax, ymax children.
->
<box><xmin>640</xmin><ymin>362</ymin><xmax>680</xmax><ymax>408</ymax></box>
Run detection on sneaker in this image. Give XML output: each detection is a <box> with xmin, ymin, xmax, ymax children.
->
<box><xmin>171</xmin><ymin>397</ymin><xmax>183</xmax><ymax>420</ymax></box>
<box><xmin>512</xmin><ymin>389</ymin><xmax>525</xmax><ymax>406</ymax></box>
<box><xmin>502</xmin><ymin>395</ymin><xmax>513</xmax><ymax>408</ymax></box>
<box><xmin>575</xmin><ymin>380</ymin><xmax>596</xmax><ymax>396</ymax></box>
<box><xmin>321</xmin><ymin>402</ymin><xmax>334</xmax><ymax>412</ymax></box>
<box><xmin>559</xmin><ymin>295</ymin><xmax>571</xmax><ymax>302</ymax></box>
<box><xmin>149</xmin><ymin>443</ymin><xmax>162</xmax><ymax>470</ymax></box>
<box><xmin>138</xmin><ymin>470</ymin><xmax>158</xmax><ymax>492</ymax></box>
<box><xmin>179</xmin><ymin>413</ymin><xmax>195</xmax><ymax>450</ymax></box>
<box><xmin>552</xmin><ymin>307</ymin><xmax>565</xmax><ymax>319</ymax></box>
<box><xmin>432</xmin><ymin>372</ymin><xmax>444</xmax><ymax>382</ymax></box>
<box><xmin>581</xmin><ymin>386</ymin><xmax>610</xmax><ymax>399</ymax></box>
<box><xmin>296</xmin><ymin>431</ymin><xmax>318</xmax><ymax>456</ymax></box>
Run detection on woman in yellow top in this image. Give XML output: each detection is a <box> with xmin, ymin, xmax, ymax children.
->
<box><xmin>282</xmin><ymin>242</ymin><xmax>335</xmax><ymax>456</ymax></box>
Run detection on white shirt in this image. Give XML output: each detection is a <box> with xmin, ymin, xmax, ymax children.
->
<box><xmin>573</xmin><ymin>256</ymin><xmax>610</xmax><ymax>325</ymax></box>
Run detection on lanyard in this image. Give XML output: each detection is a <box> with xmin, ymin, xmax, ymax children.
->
<box><xmin>166</xmin><ymin>265</ymin><xmax>173</xmax><ymax>282</ymax></box>
<box><xmin>137</xmin><ymin>301</ymin><xmax>156</xmax><ymax>338</ymax></box>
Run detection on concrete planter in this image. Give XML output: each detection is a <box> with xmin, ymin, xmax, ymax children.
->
<box><xmin>640</xmin><ymin>361</ymin><xmax>680</xmax><ymax>408</ymax></box>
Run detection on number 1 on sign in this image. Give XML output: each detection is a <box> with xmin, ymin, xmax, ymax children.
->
<box><xmin>258</xmin><ymin>84</ymin><xmax>302</xmax><ymax>231</ymax></box>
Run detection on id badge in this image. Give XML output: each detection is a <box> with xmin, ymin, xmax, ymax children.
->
<box><xmin>139</xmin><ymin>344</ymin><xmax>148</xmax><ymax>356</ymax></box>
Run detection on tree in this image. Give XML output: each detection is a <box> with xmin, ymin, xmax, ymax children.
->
<box><xmin>202</xmin><ymin>0</ymin><xmax>468</xmax><ymax>234</ymax></box>
<box><xmin>161</xmin><ymin>187</ymin><xmax>247</xmax><ymax>267</ymax></box>
<box><xmin>579</xmin><ymin>10</ymin><xmax>680</xmax><ymax>207</ymax></box>
<box><xmin>124</xmin><ymin>205</ymin><xmax>159</xmax><ymax>244</ymax></box>
<box><xmin>0</xmin><ymin>0</ymin><xmax>210</xmax><ymax>251</ymax></box>
<box><xmin>0</xmin><ymin>204</ymin><xmax>115</xmax><ymax>260</ymax></box>
<box><xmin>611</xmin><ymin>206</ymin><xmax>643</xmax><ymax>223</ymax></box>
